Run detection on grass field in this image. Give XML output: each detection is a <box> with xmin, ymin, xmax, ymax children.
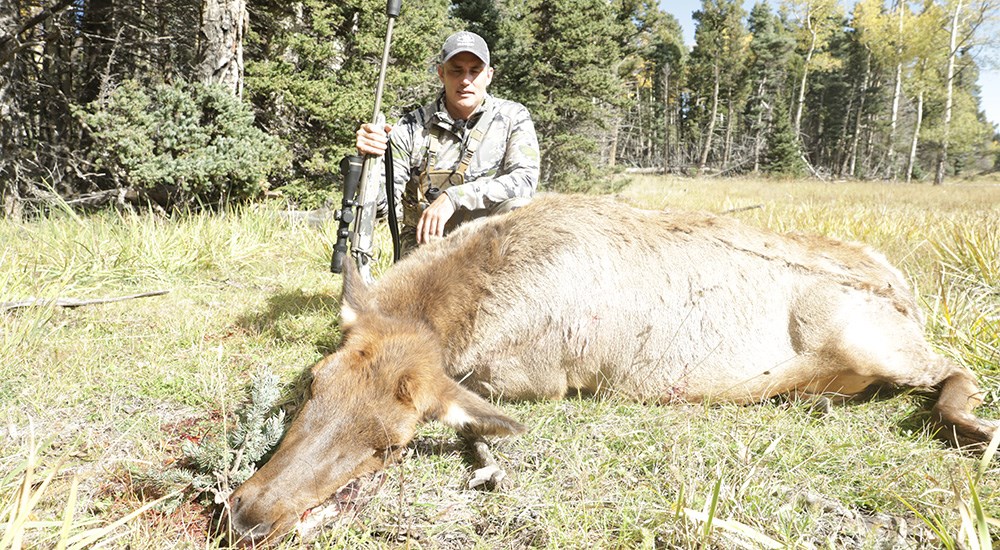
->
<box><xmin>1</xmin><ymin>176</ymin><xmax>997</xmax><ymax>549</ymax></box>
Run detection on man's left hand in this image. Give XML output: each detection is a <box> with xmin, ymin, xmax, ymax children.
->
<box><xmin>417</xmin><ymin>195</ymin><xmax>456</xmax><ymax>244</ymax></box>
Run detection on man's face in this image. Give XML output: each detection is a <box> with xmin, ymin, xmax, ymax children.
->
<box><xmin>437</xmin><ymin>52</ymin><xmax>493</xmax><ymax>121</ymax></box>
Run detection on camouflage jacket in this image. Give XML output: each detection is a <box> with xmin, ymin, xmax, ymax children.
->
<box><xmin>385</xmin><ymin>92</ymin><xmax>540</xmax><ymax>222</ymax></box>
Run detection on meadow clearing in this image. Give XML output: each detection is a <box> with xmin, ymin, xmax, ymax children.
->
<box><xmin>1</xmin><ymin>176</ymin><xmax>997</xmax><ymax>548</ymax></box>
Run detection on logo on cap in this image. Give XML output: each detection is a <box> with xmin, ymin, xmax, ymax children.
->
<box><xmin>441</xmin><ymin>31</ymin><xmax>490</xmax><ymax>66</ymax></box>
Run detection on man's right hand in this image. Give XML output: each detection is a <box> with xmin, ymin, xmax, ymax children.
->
<box><xmin>355</xmin><ymin>123</ymin><xmax>392</xmax><ymax>156</ymax></box>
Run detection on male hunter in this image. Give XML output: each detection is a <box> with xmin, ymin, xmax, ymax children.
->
<box><xmin>355</xmin><ymin>31</ymin><xmax>540</xmax><ymax>253</ymax></box>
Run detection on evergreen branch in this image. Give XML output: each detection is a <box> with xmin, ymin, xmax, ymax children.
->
<box><xmin>136</xmin><ymin>367</ymin><xmax>286</xmax><ymax>511</ymax></box>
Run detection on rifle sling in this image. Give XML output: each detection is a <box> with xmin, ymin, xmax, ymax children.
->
<box><xmin>385</xmin><ymin>142</ymin><xmax>400</xmax><ymax>262</ymax></box>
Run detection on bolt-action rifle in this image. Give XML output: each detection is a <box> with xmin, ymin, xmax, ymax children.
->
<box><xmin>331</xmin><ymin>0</ymin><xmax>402</xmax><ymax>281</ymax></box>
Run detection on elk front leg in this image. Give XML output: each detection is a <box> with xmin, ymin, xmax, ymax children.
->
<box><xmin>463</xmin><ymin>435</ymin><xmax>514</xmax><ymax>490</ymax></box>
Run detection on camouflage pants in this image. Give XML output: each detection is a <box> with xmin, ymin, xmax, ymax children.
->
<box><xmin>398</xmin><ymin>196</ymin><xmax>532</xmax><ymax>258</ymax></box>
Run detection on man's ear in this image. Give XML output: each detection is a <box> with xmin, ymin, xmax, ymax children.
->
<box><xmin>431</xmin><ymin>379</ymin><xmax>526</xmax><ymax>438</ymax></box>
<box><xmin>339</xmin><ymin>257</ymin><xmax>369</xmax><ymax>328</ymax></box>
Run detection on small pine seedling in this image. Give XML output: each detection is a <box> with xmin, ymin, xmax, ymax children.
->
<box><xmin>138</xmin><ymin>368</ymin><xmax>286</xmax><ymax>510</ymax></box>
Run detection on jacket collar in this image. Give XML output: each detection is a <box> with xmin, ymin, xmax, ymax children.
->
<box><xmin>428</xmin><ymin>92</ymin><xmax>493</xmax><ymax>135</ymax></box>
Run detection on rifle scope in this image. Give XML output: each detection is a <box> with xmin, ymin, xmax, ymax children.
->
<box><xmin>331</xmin><ymin>155</ymin><xmax>362</xmax><ymax>273</ymax></box>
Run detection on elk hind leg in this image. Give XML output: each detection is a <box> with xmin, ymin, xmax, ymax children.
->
<box><xmin>830</xmin><ymin>316</ymin><xmax>996</xmax><ymax>449</ymax></box>
<box><xmin>931</xmin><ymin>363</ymin><xmax>997</xmax><ymax>449</ymax></box>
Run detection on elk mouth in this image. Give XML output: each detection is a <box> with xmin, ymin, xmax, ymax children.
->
<box><xmin>225</xmin><ymin>475</ymin><xmax>379</xmax><ymax>547</ymax></box>
<box><xmin>227</xmin><ymin>445</ymin><xmax>407</xmax><ymax>546</ymax></box>
<box><xmin>294</xmin><ymin>473</ymin><xmax>384</xmax><ymax>542</ymax></box>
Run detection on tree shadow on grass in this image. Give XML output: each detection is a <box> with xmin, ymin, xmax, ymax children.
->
<box><xmin>233</xmin><ymin>287</ymin><xmax>343</xmax><ymax>355</ymax></box>
<box><xmin>228</xmin><ymin>287</ymin><xmax>347</xmax><ymax>434</ymax></box>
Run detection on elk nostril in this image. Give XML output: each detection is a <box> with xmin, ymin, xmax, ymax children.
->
<box><xmin>228</xmin><ymin>495</ymin><xmax>245</xmax><ymax>521</ymax></box>
<box><xmin>226</xmin><ymin>498</ymin><xmax>274</xmax><ymax>545</ymax></box>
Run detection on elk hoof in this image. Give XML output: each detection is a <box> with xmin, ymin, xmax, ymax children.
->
<box><xmin>932</xmin><ymin>409</ymin><xmax>999</xmax><ymax>451</ymax></box>
<box><xmin>468</xmin><ymin>464</ymin><xmax>511</xmax><ymax>491</ymax></box>
<box><xmin>951</xmin><ymin>420</ymin><xmax>999</xmax><ymax>452</ymax></box>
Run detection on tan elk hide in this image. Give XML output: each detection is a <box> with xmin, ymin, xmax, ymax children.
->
<box><xmin>228</xmin><ymin>194</ymin><xmax>996</xmax><ymax>544</ymax></box>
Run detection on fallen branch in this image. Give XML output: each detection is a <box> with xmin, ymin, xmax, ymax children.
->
<box><xmin>719</xmin><ymin>204</ymin><xmax>764</xmax><ymax>215</ymax></box>
<box><xmin>1</xmin><ymin>290</ymin><xmax>170</xmax><ymax>312</ymax></box>
<box><xmin>801</xmin><ymin>153</ymin><xmax>826</xmax><ymax>181</ymax></box>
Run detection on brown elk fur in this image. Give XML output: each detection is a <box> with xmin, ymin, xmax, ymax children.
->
<box><xmin>228</xmin><ymin>194</ymin><xmax>995</xmax><ymax>544</ymax></box>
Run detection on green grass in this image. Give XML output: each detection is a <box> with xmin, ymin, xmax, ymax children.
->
<box><xmin>1</xmin><ymin>177</ymin><xmax>998</xmax><ymax>548</ymax></box>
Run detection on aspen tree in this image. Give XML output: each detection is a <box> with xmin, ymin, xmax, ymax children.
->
<box><xmin>783</xmin><ymin>0</ymin><xmax>843</xmax><ymax>140</ymax></box>
<box><xmin>689</xmin><ymin>0</ymin><xmax>749</xmax><ymax>173</ymax></box>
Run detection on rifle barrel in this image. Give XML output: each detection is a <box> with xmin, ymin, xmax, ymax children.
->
<box><xmin>370</xmin><ymin>17</ymin><xmax>396</xmax><ymax>123</ymax></box>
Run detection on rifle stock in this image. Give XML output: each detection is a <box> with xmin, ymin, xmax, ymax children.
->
<box><xmin>347</xmin><ymin>114</ymin><xmax>386</xmax><ymax>281</ymax></box>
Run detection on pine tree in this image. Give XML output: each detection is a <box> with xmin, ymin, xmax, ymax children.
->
<box><xmin>783</xmin><ymin>0</ymin><xmax>843</xmax><ymax>141</ymax></box>
<box><xmin>763</xmin><ymin>96</ymin><xmax>806</xmax><ymax>175</ymax></box>
<box><xmin>245</xmin><ymin>0</ymin><xmax>450</xmax><ymax>206</ymax></box>
<box><xmin>488</xmin><ymin>0</ymin><xmax>625</xmax><ymax>191</ymax></box>
<box><xmin>450</xmin><ymin>0</ymin><xmax>502</xmax><ymax>45</ymax></box>
<box><xmin>852</xmin><ymin>0</ymin><xmax>909</xmax><ymax>179</ymax></box>
<box><xmin>745</xmin><ymin>1</ymin><xmax>796</xmax><ymax>173</ymax></box>
<box><xmin>610</xmin><ymin>0</ymin><xmax>686</xmax><ymax>170</ymax></box>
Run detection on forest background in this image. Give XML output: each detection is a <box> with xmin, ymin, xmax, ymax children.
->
<box><xmin>1</xmin><ymin>0</ymin><xmax>998</xmax><ymax>214</ymax></box>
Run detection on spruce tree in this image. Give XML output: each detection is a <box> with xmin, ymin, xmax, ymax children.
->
<box><xmin>245</xmin><ymin>0</ymin><xmax>450</xmax><ymax>206</ymax></box>
<box><xmin>687</xmin><ymin>0</ymin><xmax>749</xmax><ymax>172</ymax></box>
<box><xmin>763</xmin><ymin>96</ymin><xmax>806</xmax><ymax>176</ymax></box>
<box><xmin>745</xmin><ymin>1</ymin><xmax>795</xmax><ymax>173</ymax></box>
<box><xmin>485</xmin><ymin>0</ymin><xmax>625</xmax><ymax>191</ymax></box>
<box><xmin>450</xmin><ymin>0</ymin><xmax>502</xmax><ymax>45</ymax></box>
<box><xmin>612</xmin><ymin>0</ymin><xmax>686</xmax><ymax>170</ymax></box>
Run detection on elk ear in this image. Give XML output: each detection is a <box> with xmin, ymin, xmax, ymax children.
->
<box><xmin>339</xmin><ymin>257</ymin><xmax>369</xmax><ymax>327</ymax></box>
<box><xmin>433</xmin><ymin>380</ymin><xmax>526</xmax><ymax>438</ymax></box>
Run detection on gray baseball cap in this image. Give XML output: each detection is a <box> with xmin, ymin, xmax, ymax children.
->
<box><xmin>440</xmin><ymin>31</ymin><xmax>490</xmax><ymax>66</ymax></box>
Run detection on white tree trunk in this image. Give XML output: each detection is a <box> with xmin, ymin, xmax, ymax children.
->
<box><xmin>662</xmin><ymin>63</ymin><xmax>671</xmax><ymax>174</ymax></box>
<box><xmin>793</xmin><ymin>8</ymin><xmax>817</xmax><ymax>138</ymax></box>
<box><xmin>935</xmin><ymin>0</ymin><xmax>962</xmax><ymax>185</ymax></box>
<box><xmin>698</xmin><ymin>63</ymin><xmax>720</xmax><ymax>172</ymax></box>
<box><xmin>723</xmin><ymin>95</ymin><xmax>734</xmax><ymax>169</ymax></box>
<box><xmin>906</xmin><ymin>89</ymin><xmax>924</xmax><ymax>183</ymax></box>
<box><xmin>848</xmin><ymin>53</ymin><xmax>870</xmax><ymax>178</ymax></box>
<box><xmin>608</xmin><ymin>116</ymin><xmax>619</xmax><ymax>168</ymax></box>
<box><xmin>887</xmin><ymin>1</ymin><xmax>904</xmax><ymax>180</ymax></box>
<box><xmin>196</xmin><ymin>0</ymin><xmax>248</xmax><ymax>97</ymax></box>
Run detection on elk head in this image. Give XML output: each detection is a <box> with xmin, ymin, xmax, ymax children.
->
<box><xmin>227</xmin><ymin>260</ymin><xmax>524</xmax><ymax>545</ymax></box>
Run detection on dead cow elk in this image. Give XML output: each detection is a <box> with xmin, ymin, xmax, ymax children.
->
<box><xmin>229</xmin><ymin>194</ymin><xmax>996</xmax><ymax>543</ymax></box>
